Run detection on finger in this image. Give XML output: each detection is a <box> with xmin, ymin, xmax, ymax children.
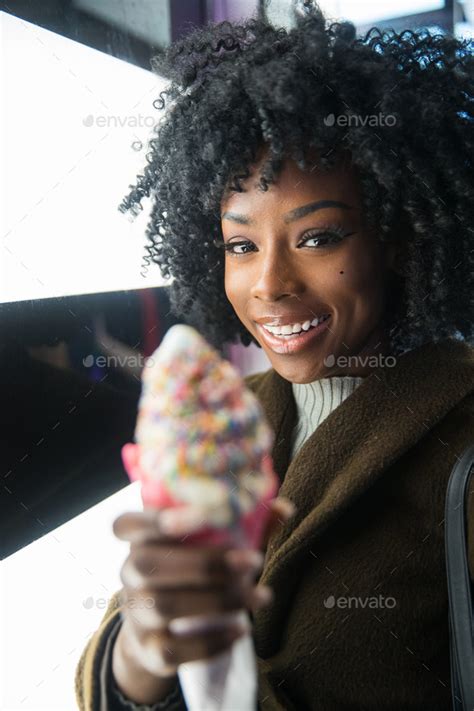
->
<box><xmin>141</xmin><ymin>624</ymin><xmax>248</xmax><ymax>675</ymax></box>
<box><xmin>134</xmin><ymin>543</ymin><xmax>261</xmax><ymax>579</ymax></box>
<box><xmin>113</xmin><ymin>511</ymin><xmax>176</xmax><ymax>544</ymax></box>
<box><xmin>121</xmin><ymin>591</ymin><xmax>166</xmax><ymax>630</ymax></box>
<box><xmin>126</xmin><ymin>578</ymin><xmax>272</xmax><ymax>628</ymax></box>
<box><xmin>270</xmin><ymin>496</ymin><xmax>297</xmax><ymax>520</ymax></box>
<box><xmin>158</xmin><ymin>506</ymin><xmax>212</xmax><ymax>537</ymax></box>
<box><xmin>246</xmin><ymin>584</ymin><xmax>274</xmax><ymax>612</ymax></box>
<box><xmin>121</xmin><ymin>545</ymin><xmax>259</xmax><ymax>589</ymax></box>
<box><xmin>124</xmin><ymin>585</ymin><xmax>247</xmax><ymax>628</ymax></box>
<box><xmin>224</xmin><ymin>548</ymin><xmax>264</xmax><ymax>574</ymax></box>
<box><xmin>113</xmin><ymin>507</ymin><xmax>215</xmax><ymax>543</ymax></box>
<box><xmin>261</xmin><ymin>496</ymin><xmax>296</xmax><ymax>549</ymax></box>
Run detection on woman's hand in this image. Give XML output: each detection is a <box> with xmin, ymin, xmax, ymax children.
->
<box><xmin>110</xmin><ymin>497</ymin><xmax>295</xmax><ymax>704</ymax></box>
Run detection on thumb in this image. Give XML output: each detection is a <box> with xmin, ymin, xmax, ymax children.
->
<box><xmin>261</xmin><ymin>496</ymin><xmax>296</xmax><ymax>551</ymax></box>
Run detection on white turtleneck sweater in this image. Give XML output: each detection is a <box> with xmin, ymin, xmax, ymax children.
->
<box><xmin>290</xmin><ymin>376</ymin><xmax>365</xmax><ymax>458</ymax></box>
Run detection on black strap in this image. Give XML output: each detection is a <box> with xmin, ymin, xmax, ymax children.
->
<box><xmin>445</xmin><ymin>443</ymin><xmax>474</xmax><ymax>711</ymax></box>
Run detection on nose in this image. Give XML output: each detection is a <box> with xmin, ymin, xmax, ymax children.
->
<box><xmin>250</xmin><ymin>246</ymin><xmax>304</xmax><ymax>302</ymax></box>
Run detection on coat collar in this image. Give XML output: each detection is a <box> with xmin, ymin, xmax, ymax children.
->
<box><xmin>251</xmin><ymin>338</ymin><xmax>474</xmax><ymax>585</ymax></box>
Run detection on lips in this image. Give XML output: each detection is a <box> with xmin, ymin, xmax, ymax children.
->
<box><xmin>255</xmin><ymin>315</ymin><xmax>332</xmax><ymax>355</ymax></box>
<box><xmin>254</xmin><ymin>309</ymin><xmax>332</xmax><ymax>328</ymax></box>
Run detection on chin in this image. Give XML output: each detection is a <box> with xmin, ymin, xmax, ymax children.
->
<box><xmin>272</xmin><ymin>361</ymin><xmax>322</xmax><ymax>384</ymax></box>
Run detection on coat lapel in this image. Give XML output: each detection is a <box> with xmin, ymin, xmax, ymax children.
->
<box><xmin>250</xmin><ymin>337</ymin><xmax>474</xmax><ymax>655</ymax></box>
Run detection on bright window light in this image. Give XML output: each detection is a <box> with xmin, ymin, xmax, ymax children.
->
<box><xmin>335</xmin><ymin>0</ymin><xmax>444</xmax><ymax>25</ymax></box>
<box><xmin>0</xmin><ymin>480</ymin><xmax>142</xmax><ymax>710</ymax></box>
<box><xmin>1</xmin><ymin>11</ymin><xmax>171</xmax><ymax>305</ymax></box>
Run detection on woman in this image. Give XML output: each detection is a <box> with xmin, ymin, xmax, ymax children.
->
<box><xmin>75</xmin><ymin>3</ymin><xmax>474</xmax><ymax>709</ymax></box>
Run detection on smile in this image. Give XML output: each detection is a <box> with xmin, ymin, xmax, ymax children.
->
<box><xmin>256</xmin><ymin>315</ymin><xmax>331</xmax><ymax>355</ymax></box>
<box><xmin>261</xmin><ymin>314</ymin><xmax>330</xmax><ymax>336</ymax></box>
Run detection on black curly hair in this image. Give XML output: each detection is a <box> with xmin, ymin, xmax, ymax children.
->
<box><xmin>118</xmin><ymin>0</ymin><xmax>473</xmax><ymax>357</ymax></box>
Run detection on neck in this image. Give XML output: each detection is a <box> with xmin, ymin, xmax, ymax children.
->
<box><xmin>291</xmin><ymin>373</ymin><xmax>365</xmax><ymax>458</ymax></box>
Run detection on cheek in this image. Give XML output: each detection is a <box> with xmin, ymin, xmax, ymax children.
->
<box><xmin>224</xmin><ymin>265</ymin><xmax>243</xmax><ymax>307</ymax></box>
<box><xmin>316</xmin><ymin>253</ymin><xmax>387</xmax><ymax>330</ymax></box>
<box><xmin>224</xmin><ymin>263</ymin><xmax>268</xmax><ymax>328</ymax></box>
<box><xmin>332</xmin><ymin>248</ymin><xmax>386</xmax><ymax>300</ymax></box>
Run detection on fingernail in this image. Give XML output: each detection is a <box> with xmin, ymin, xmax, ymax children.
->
<box><xmin>255</xmin><ymin>586</ymin><xmax>273</xmax><ymax>605</ymax></box>
<box><xmin>159</xmin><ymin>509</ymin><xmax>205</xmax><ymax>535</ymax></box>
<box><xmin>281</xmin><ymin>499</ymin><xmax>296</xmax><ymax>517</ymax></box>
<box><xmin>225</xmin><ymin>549</ymin><xmax>263</xmax><ymax>570</ymax></box>
<box><xmin>169</xmin><ymin>617</ymin><xmax>210</xmax><ymax>635</ymax></box>
<box><xmin>158</xmin><ymin>511</ymin><xmax>181</xmax><ymax>534</ymax></box>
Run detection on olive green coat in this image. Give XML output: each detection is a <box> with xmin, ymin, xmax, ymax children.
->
<box><xmin>75</xmin><ymin>337</ymin><xmax>474</xmax><ymax>710</ymax></box>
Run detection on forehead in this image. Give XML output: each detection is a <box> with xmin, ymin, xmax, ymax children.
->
<box><xmin>220</xmin><ymin>149</ymin><xmax>360</xmax><ymax>218</ymax></box>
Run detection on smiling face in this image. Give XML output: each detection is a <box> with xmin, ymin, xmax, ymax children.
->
<box><xmin>220</xmin><ymin>148</ymin><xmax>400</xmax><ymax>383</ymax></box>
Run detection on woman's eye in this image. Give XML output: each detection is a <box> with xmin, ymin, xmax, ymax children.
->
<box><xmin>301</xmin><ymin>231</ymin><xmax>346</xmax><ymax>248</ymax></box>
<box><xmin>222</xmin><ymin>230</ymin><xmax>353</xmax><ymax>256</ymax></box>
<box><xmin>223</xmin><ymin>241</ymin><xmax>254</xmax><ymax>255</ymax></box>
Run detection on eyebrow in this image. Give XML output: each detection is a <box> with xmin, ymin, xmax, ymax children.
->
<box><xmin>221</xmin><ymin>200</ymin><xmax>353</xmax><ymax>225</ymax></box>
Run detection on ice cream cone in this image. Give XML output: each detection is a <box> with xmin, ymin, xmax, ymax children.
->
<box><xmin>120</xmin><ymin>324</ymin><xmax>279</xmax><ymax>710</ymax></box>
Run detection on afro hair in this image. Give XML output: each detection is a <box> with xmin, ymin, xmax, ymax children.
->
<box><xmin>118</xmin><ymin>0</ymin><xmax>473</xmax><ymax>357</ymax></box>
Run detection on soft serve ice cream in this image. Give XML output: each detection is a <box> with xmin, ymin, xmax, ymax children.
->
<box><xmin>119</xmin><ymin>324</ymin><xmax>280</xmax><ymax>710</ymax></box>
<box><xmin>121</xmin><ymin>324</ymin><xmax>279</xmax><ymax>545</ymax></box>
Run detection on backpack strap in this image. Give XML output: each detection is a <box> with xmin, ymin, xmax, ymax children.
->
<box><xmin>445</xmin><ymin>443</ymin><xmax>474</xmax><ymax>710</ymax></box>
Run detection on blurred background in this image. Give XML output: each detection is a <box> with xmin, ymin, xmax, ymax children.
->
<box><xmin>0</xmin><ymin>1</ymin><xmax>472</xmax><ymax>708</ymax></box>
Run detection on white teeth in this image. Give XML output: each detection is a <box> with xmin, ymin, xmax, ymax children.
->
<box><xmin>262</xmin><ymin>314</ymin><xmax>329</xmax><ymax>337</ymax></box>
